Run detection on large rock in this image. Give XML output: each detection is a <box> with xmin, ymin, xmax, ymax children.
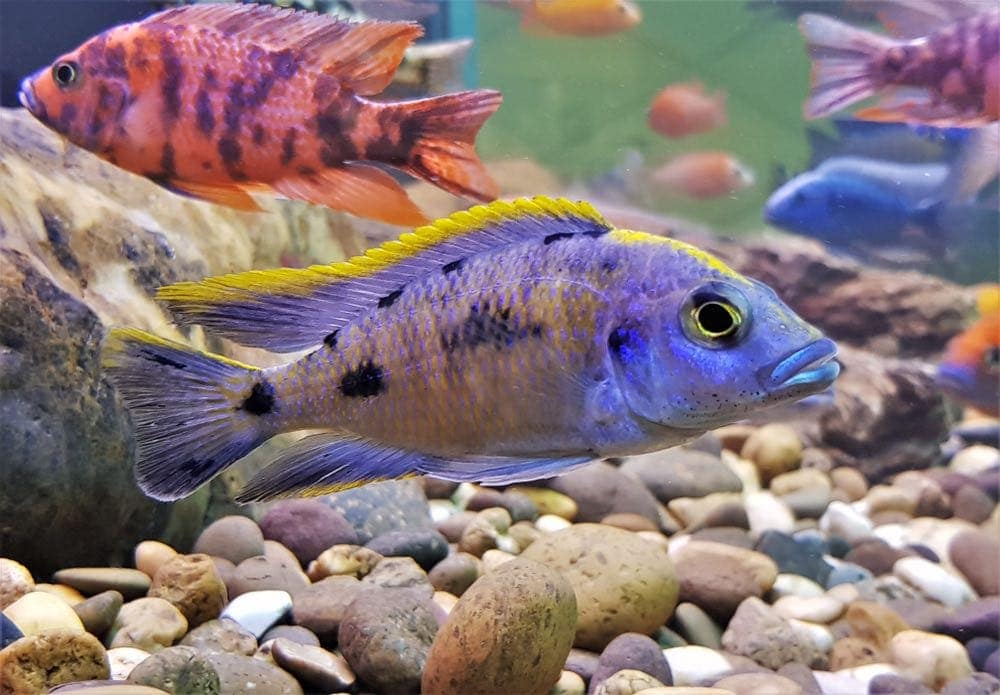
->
<box><xmin>0</xmin><ymin>108</ymin><xmax>363</xmax><ymax>575</ymax></box>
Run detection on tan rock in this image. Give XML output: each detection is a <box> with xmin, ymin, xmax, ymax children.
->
<box><xmin>863</xmin><ymin>485</ymin><xmax>916</xmax><ymax>516</ymax></box>
<box><xmin>0</xmin><ymin>628</ymin><xmax>109</xmax><ymax>694</ymax></box>
<box><xmin>148</xmin><ymin>554</ymin><xmax>227</xmax><ymax>628</ymax></box>
<box><xmin>3</xmin><ymin>591</ymin><xmax>84</xmax><ymax>636</ymax></box>
<box><xmin>107</xmin><ymin>597</ymin><xmax>187</xmax><ymax>652</ymax></box>
<box><xmin>134</xmin><ymin>541</ymin><xmax>178</xmax><ymax>579</ymax></box>
<box><xmin>829</xmin><ymin>636</ymin><xmax>884</xmax><ymax>670</ymax></box>
<box><xmin>713</xmin><ymin>673</ymin><xmax>803</xmax><ymax>695</ymax></box>
<box><xmin>0</xmin><ymin>559</ymin><xmax>34</xmax><ymax>610</ymax></box>
<box><xmin>845</xmin><ymin>601</ymin><xmax>909</xmax><ymax>649</ymax></box>
<box><xmin>772</xmin><ymin>595</ymin><xmax>845</xmax><ymax>624</ymax></box>
<box><xmin>668</xmin><ymin>493</ymin><xmax>744</xmax><ymax>528</ymax></box>
<box><xmin>506</xmin><ymin>487</ymin><xmax>578</xmax><ymax>520</ymax></box>
<box><xmin>888</xmin><ymin>629</ymin><xmax>973</xmax><ymax>690</ymax></box>
<box><xmin>32</xmin><ymin>583</ymin><xmax>85</xmax><ymax>605</ymax></box>
<box><xmin>740</xmin><ymin>424</ymin><xmax>802</xmax><ymax>483</ymax></box>
<box><xmin>306</xmin><ymin>545</ymin><xmax>382</xmax><ymax>581</ymax></box>
<box><xmin>593</xmin><ymin>668</ymin><xmax>664</xmax><ymax>695</ymax></box>
<box><xmin>770</xmin><ymin>468</ymin><xmax>831</xmax><ymax>497</ymax></box>
<box><xmin>670</xmin><ymin>540</ymin><xmax>777</xmax><ymax>620</ymax></box>
<box><xmin>829</xmin><ymin>467</ymin><xmax>868</xmax><ymax>502</ymax></box>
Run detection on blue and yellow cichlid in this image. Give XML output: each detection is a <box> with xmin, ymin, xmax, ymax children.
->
<box><xmin>103</xmin><ymin>197</ymin><xmax>839</xmax><ymax>503</ymax></box>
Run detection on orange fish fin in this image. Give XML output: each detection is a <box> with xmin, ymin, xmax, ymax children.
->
<box><xmin>166</xmin><ymin>179</ymin><xmax>264</xmax><ymax>212</ymax></box>
<box><xmin>390</xmin><ymin>90</ymin><xmax>503</xmax><ymax>201</ymax></box>
<box><xmin>272</xmin><ymin>164</ymin><xmax>428</xmax><ymax>226</ymax></box>
<box><xmin>146</xmin><ymin>4</ymin><xmax>421</xmax><ymax>96</ymax></box>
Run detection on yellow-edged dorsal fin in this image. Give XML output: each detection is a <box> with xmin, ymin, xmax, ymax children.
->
<box><xmin>157</xmin><ymin>197</ymin><xmax>613</xmax><ymax>352</ymax></box>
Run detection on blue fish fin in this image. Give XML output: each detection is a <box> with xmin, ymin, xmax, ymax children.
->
<box><xmin>102</xmin><ymin>328</ymin><xmax>276</xmax><ymax>501</ymax></box>
<box><xmin>235</xmin><ymin>433</ymin><xmax>432</xmax><ymax>503</ymax></box>
<box><xmin>938</xmin><ymin>125</ymin><xmax>1000</xmax><ymax>203</ymax></box>
<box><xmin>416</xmin><ymin>454</ymin><xmax>596</xmax><ymax>486</ymax></box>
<box><xmin>158</xmin><ymin>197</ymin><xmax>613</xmax><ymax>352</ymax></box>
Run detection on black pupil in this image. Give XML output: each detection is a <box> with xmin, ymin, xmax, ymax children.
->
<box><xmin>697</xmin><ymin>302</ymin><xmax>735</xmax><ymax>336</ymax></box>
<box><xmin>55</xmin><ymin>63</ymin><xmax>76</xmax><ymax>85</ymax></box>
<box><xmin>986</xmin><ymin>346</ymin><xmax>1000</xmax><ymax>369</ymax></box>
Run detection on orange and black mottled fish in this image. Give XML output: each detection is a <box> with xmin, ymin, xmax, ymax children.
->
<box><xmin>17</xmin><ymin>4</ymin><xmax>502</xmax><ymax>226</ymax></box>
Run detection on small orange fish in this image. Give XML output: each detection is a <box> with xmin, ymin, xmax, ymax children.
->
<box><xmin>518</xmin><ymin>0</ymin><xmax>641</xmax><ymax>37</ymax></box>
<box><xmin>651</xmin><ymin>151</ymin><xmax>755</xmax><ymax>200</ymax></box>
<box><xmin>18</xmin><ymin>4</ymin><xmax>502</xmax><ymax>226</ymax></box>
<box><xmin>647</xmin><ymin>82</ymin><xmax>727</xmax><ymax>139</ymax></box>
<box><xmin>937</xmin><ymin>285</ymin><xmax>1000</xmax><ymax>416</ymax></box>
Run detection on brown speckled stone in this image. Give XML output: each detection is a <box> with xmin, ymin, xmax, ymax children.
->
<box><xmin>149</xmin><ymin>554</ymin><xmax>227</xmax><ymax>628</ymax></box>
<box><xmin>0</xmin><ymin>628</ymin><xmax>109</xmax><ymax>693</ymax></box>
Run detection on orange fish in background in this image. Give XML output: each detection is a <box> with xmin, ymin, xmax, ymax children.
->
<box><xmin>17</xmin><ymin>3</ymin><xmax>502</xmax><ymax>226</ymax></box>
<box><xmin>647</xmin><ymin>82</ymin><xmax>727</xmax><ymax>139</ymax></box>
<box><xmin>936</xmin><ymin>285</ymin><xmax>1000</xmax><ymax>416</ymax></box>
<box><xmin>513</xmin><ymin>0</ymin><xmax>642</xmax><ymax>37</ymax></box>
<box><xmin>651</xmin><ymin>151</ymin><xmax>755</xmax><ymax>200</ymax></box>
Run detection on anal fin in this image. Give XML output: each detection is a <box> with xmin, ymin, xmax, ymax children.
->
<box><xmin>416</xmin><ymin>454</ymin><xmax>596</xmax><ymax>486</ymax></box>
<box><xmin>166</xmin><ymin>179</ymin><xmax>264</xmax><ymax>212</ymax></box>
<box><xmin>272</xmin><ymin>164</ymin><xmax>429</xmax><ymax>226</ymax></box>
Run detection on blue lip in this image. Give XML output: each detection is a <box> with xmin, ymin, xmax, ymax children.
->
<box><xmin>768</xmin><ymin>338</ymin><xmax>840</xmax><ymax>392</ymax></box>
<box><xmin>935</xmin><ymin>363</ymin><xmax>971</xmax><ymax>392</ymax></box>
<box><xmin>18</xmin><ymin>78</ymin><xmax>36</xmax><ymax>112</ymax></box>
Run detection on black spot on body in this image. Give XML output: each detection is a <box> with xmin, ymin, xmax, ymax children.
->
<box><xmin>583</xmin><ymin>227</ymin><xmax>608</xmax><ymax>238</ymax></box>
<box><xmin>340</xmin><ymin>361</ymin><xmax>385</xmax><ymax>398</ymax></box>
<box><xmin>56</xmin><ymin>103</ymin><xmax>77</xmax><ymax>132</ymax></box>
<box><xmin>217</xmin><ymin>137</ymin><xmax>244</xmax><ymax>179</ymax></box>
<box><xmin>544</xmin><ymin>232</ymin><xmax>574</xmax><ymax>245</ymax></box>
<box><xmin>280</xmin><ymin>128</ymin><xmax>297</xmax><ymax>165</ymax></box>
<box><xmin>160</xmin><ymin>40</ymin><xmax>183</xmax><ymax>125</ymax></box>
<box><xmin>140</xmin><ymin>349</ymin><xmax>187</xmax><ymax>370</ymax></box>
<box><xmin>316</xmin><ymin>105</ymin><xmax>359</xmax><ymax>162</ymax></box>
<box><xmin>323</xmin><ymin>329</ymin><xmax>339</xmax><ymax>349</ymax></box>
<box><xmin>252</xmin><ymin>123</ymin><xmax>266</xmax><ymax>146</ymax></box>
<box><xmin>442</xmin><ymin>258</ymin><xmax>464</xmax><ymax>275</ymax></box>
<box><xmin>195</xmin><ymin>89</ymin><xmax>215</xmax><ymax>135</ymax></box>
<box><xmin>102</xmin><ymin>42</ymin><xmax>128</xmax><ymax>79</ymax></box>
<box><xmin>241</xmin><ymin>380</ymin><xmax>276</xmax><ymax>415</ymax></box>
<box><xmin>160</xmin><ymin>142</ymin><xmax>176</xmax><ymax>179</ymax></box>
<box><xmin>271</xmin><ymin>49</ymin><xmax>300</xmax><ymax>79</ymax></box>
<box><xmin>441</xmin><ymin>301</ymin><xmax>544</xmax><ymax>354</ymax></box>
<box><xmin>378</xmin><ymin>288</ymin><xmax>403</xmax><ymax>309</ymax></box>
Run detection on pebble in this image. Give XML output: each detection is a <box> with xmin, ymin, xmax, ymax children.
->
<box><xmin>107</xmin><ymin>597</ymin><xmax>188</xmax><ymax>652</ymax></box>
<box><xmin>271</xmin><ymin>637</ymin><xmax>355</xmax><ymax>692</ymax></box>
<box><xmin>552</xmin><ymin>669</ymin><xmax>586</xmax><ymax>695</ymax></box>
<box><xmin>423</xmin><ymin>558</ymin><xmax>577</xmax><ymax>695</ymax></box>
<box><xmin>290</xmin><ymin>575</ymin><xmax>362</xmax><ymax>642</ymax></box>
<box><xmin>773</xmin><ymin>595</ymin><xmax>844</xmax><ymax>624</ymax></box>
<box><xmin>669</xmin><ymin>493</ymin><xmax>744</xmax><ymax>529</ymax></box>
<box><xmin>106</xmin><ymin>646</ymin><xmax>150</xmax><ymax>680</ymax></box>
<box><xmin>951</xmin><ymin>485</ymin><xmax>994</xmax><ymax>524</ymax></box>
<box><xmin>590</xmin><ymin>632</ymin><xmax>673</xmax><ymax>693</ymax></box>
<box><xmin>0</xmin><ymin>559</ymin><xmax>35</xmax><ymax>609</ymax></box>
<box><xmin>755</xmin><ymin>531</ymin><xmax>832</xmax><ymax>586</ymax></box>
<box><xmin>690</xmin><ymin>502</ymin><xmax>751</xmax><ymax>531</ymax></box>
<box><xmin>670</xmin><ymin>540</ymin><xmax>777</xmax><ymax>620</ymax></box>
<box><xmin>506</xmin><ymin>486</ymin><xmax>579</xmax><ymax>520</ymax></box>
<box><xmin>933</xmin><ymin>597</ymin><xmax>1000</xmax><ymax>641</ymax></box>
<box><xmin>547</xmin><ymin>462</ymin><xmax>662</xmax><ymax>525</ymax></box>
<box><xmin>259</xmin><ymin>499</ymin><xmax>358</xmax><ymax>566</ymax></box>
<box><xmin>522</xmin><ymin>523</ymin><xmax>679</xmax><ymax>650</ymax></box>
<box><xmin>466</xmin><ymin>488</ymin><xmax>539</xmax><ymax>522</ymax></box>
<box><xmin>0</xmin><ymin>628</ymin><xmax>109</xmax><ymax>693</ymax></box>
<box><xmin>889</xmin><ymin>629</ymin><xmax>973</xmax><ymax>690</ymax></box>
<box><xmin>619</xmin><ymin>449</ymin><xmax>742</xmax><ymax>503</ymax></box>
<box><xmin>324</xmin><ymin>479</ymin><xmax>433</xmax><ymax>543</ymax></box>
<box><xmin>219</xmin><ymin>589</ymin><xmax>291</xmax><ymax>639</ymax></box>
<box><xmin>179</xmin><ymin>617</ymin><xmax>256</xmax><ymax>655</ymax></box>
<box><xmin>721</xmin><ymin>597</ymin><xmax>827</xmax><ymax>670</ymax></box>
<box><xmin>481</xmin><ymin>548</ymin><xmax>518</xmax><ymax>572</ymax></box>
<box><xmin>713</xmin><ymin>672</ymin><xmax>804</xmax><ymax>694</ymax></box>
<box><xmin>949</xmin><ymin>530</ymin><xmax>1000</xmax><ymax>597</ymax></box>
<box><xmin>769</xmin><ymin>573</ymin><xmax>826</xmax><ymax>600</ymax></box>
<box><xmin>1</xmin><ymin>613</ymin><xmax>23</xmax><ymax>649</ymax></box>
<box><xmin>942</xmin><ymin>672</ymin><xmax>1000</xmax><ymax>695</ymax></box>
<box><xmin>566</xmin><ymin>647</ymin><xmax>602</xmax><ymax>682</ymax></box>
<box><xmin>3</xmin><ymin>591</ymin><xmax>85</xmax><ymax>636</ymax></box>
<box><xmin>537</xmin><ymin>513</ymin><xmax>574</xmax><ymax>533</ymax></box>
<box><xmin>965</xmin><ymin>636</ymin><xmax>998</xmax><ymax>671</ymax></box>
<box><xmin>771</xmin><ymin>468</ymin><xmax>831</xmax><ymax>497</ymax></box>
<box><xmin>361</xmin><ymin>556</ymin><xmax>434</xmax><ymax>597</ymax></box>
<box><xmin>819</xmin><ymin>501</ymin><xmax>874</xmax><ymax>544</ymax></box>
<box><xmin>364</xmin><ymin>529</ymin><xmax>449</xmax><ymax>570</ymax></box>
<box><xmin>148</xmin><ymin>553</ymin><xmax>228</xmax><ymax>628</ymax></box>
<box><xmin>776</xmin><ymin>662</ymin><xmax>822</xmax><ymax>695</ymax></box>
<box><xmin>133</xmin><ymin>541</ymin><xmax>178</xmax><ymax>579</ymax></box>
<box><xmin>662</xmin><ymin>646</ymin><xmax>734</xmax><ymax>686</ymax></box>
<box><xmin>830</xmin><ymin>468</ymin><xmax>868</xmax><ymax>502</ymax></box>
<box><xmin>825</xmin><ymin>562</ymin><xmax>873</xmax><ymax>588</ymax></box>
<box><xmin>811</xmin><ymin>664</ymin><xmax>900</xmax><ymax>694</ymax></box>
<box><xmin>592</xmin><ymin>669</ymin><xmax>664</xmax><ymax>695</ymax></box>
<box><xmin>52</xmin><ymin>568</ymin><xmax>151</xmax><ymax>600</ymax></box>
<box><xmin>843</xmin><ymin>538</ymin><xmax>908</xmax><ymax>576</ymax></box>
<box><xmin>743</xmin><ymin>492</ymin><xmax>797</xmax><ymax>535</ymax></box>
<box><xmin>228</xmin><ymin>554</ymin><xmax>309</xmax><ymax>599</ymax></box>
<box><xmin>950</xmin><ymin>445</ymin><xmax>1000</xmax><ymax>476</ymax></box>
<box><xmin>73</xmin><ymin>590</ymin><xmax>123</xmax><ymax>637</ymax></box>
<box><xmin>33</xmin><ymin>583</ymin><xmax>86</xmax><ymax>605</ymax></box>
<box><xmin>193</xmin><ymin>515</ymin><xmax>265</xmax><ymax>565</ymax></box>
<box><xmin>894</xmin><ymin>557</ymin><xmax>977</xmax><ymax>608</ymax></box>
<box><xmin>740</xmin><ymin>424</ymin><xmax>802</xmax><ymax>483</ymax></box>
<box><xmin>844</xmin><ymin>601</ymin><xmax>910</xmax><ymax>648</ymax></box>
<box><xmin>509</xmin><ymin>520</ymin><xmax>542</xmax><ymax>549</ymax></box>
<box><xmin>260</xmin><ymin>625</ymin><xmax>319</xmax><ymax>647</ymax></box>
<box><xmin>458</xmin><ymin>507</ymin><xmax>512</xmax><ymax>556</ymax></box>
<box><xmin>49</xmin><ymin>683</ymin><xmax>173</xmax><ymax>694</ymax></box>
<box><xmin>126</xmin><ymin>645</ymin><xmax>219</xmax><ymax>693</ymax></box>
<box><xmin>428</xmin><ymin>552</ymin><xmax>481</xmax><ymax>596</ymax></box>
<box><xmin>829</xmin><ymin>636</ymin><xmax>883</xmax><ymax>670</ymax></box>
<box><xmin>204</xmin><ymin>650</ymin><xmax>303</xmax><ymax>694</ymax></box>
<box><xmin>861</xmin><ymin>485</ymin><xmax>917</xmax><ymax>516</ymax></box>
<box><xmin>306</xmin><ymin>544</ymin><xmax>382</xmax><ymax>581</ymax></box>
<box><xmin>673</xmin><ymin>602</ymin><xmax>722</xmax><ymax>649</ymax></box>
<box><xmin>868</xmin><ymin>673</ymin><xmax>934</xmax><ymax>694</ymax></box>
<box><xmin>691</xmin><ymin>526</ymin><xmax>754</xmax><ymax>548</ymax></box>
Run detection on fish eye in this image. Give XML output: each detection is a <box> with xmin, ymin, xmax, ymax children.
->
<box><xmin>985</xmin><ymin>346</ymin><xmax>1000</xmax><ymax>372</ymax></box>
<box><xmin>52</xmin><ymin>61</ymin><xmax>81</xmax><ymax>88</ymax></box>
<box><xmin>681</xmin><ymin>281</ymin><xmax>750</xmax><ymax>348</ymax></box>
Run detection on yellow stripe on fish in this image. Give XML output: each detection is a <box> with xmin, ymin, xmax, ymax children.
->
<box><xmin>608</xmin><ymin>229</ymin><xmax>738</xmax><ymax>277</ymax></box>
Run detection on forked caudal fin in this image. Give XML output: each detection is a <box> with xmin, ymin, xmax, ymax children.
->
<box><xmin>102</xmin><ymin>328</ymin><xmax>279</xmax><ymax>501</ymax></box>
<box><xmin>798</xmin><ymin>13</ymin><xmax>898</xmax><ymax>119</ymax></box>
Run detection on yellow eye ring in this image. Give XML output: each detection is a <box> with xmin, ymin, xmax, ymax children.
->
<box><xmin>52</xmin><ymin>61</ymin><xmax>80</xmax><ymax>88</ymax></box>
<box><xmin>693</xmin><ymin>300</ymin><xmax>742</xmax><ymax>339</ymax></box>
<box><xmin>680</xmin><ymin>281</ymin><xmax>750</xmax><ymax>348</ymax></box>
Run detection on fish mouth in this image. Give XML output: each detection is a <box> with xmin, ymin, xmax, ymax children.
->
<box><xmin>18</xmin><ymin>78</ymin><xmax>37</xmax><ymax>113</ymax></box>
<box><xmin>767</xmin><ymin>338</ymin><xmax>840</xmax><ymax>396</ymax></box>
<box><xmin>934</xmin><ymin>363</ymin><xmax>971</xmax><ymax>393</ymax></box>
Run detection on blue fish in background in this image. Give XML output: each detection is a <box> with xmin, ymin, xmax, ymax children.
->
<box><xmin>764</xmin><ymin>125</ymin><xmax>999</xmax><ymax>282</ymax></box>
<box><xmin>805</xmin><ymin>119</ymin><xmax>974</xmax><ymax>167</ymax></box>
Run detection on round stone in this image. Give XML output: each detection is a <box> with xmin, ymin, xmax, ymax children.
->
<box><xmin>127</xmin><ymin>645</ymin><xmax>219</xmax><ymax>694</ymax></box>
<box><xmin>830</xmin><ymin>636</ymin><xmax>884</xmax><ymax>670</ymax></box>
<box><xmin>259</xmin><ymin>499</ymin><xmax>358</xmax><ymax>566</ymax></box>
<box><xmin>220</xmin><ymin>590</ymin><xmax>291</xmax><ymax>639</ymax></box>
<box><xmin>830</xmin><ymin>467</ymin><xmax>868</xmax><ymax>502</ymax></box>
<box><xmin>228</xmin><ymin>555</ymin><xmax>309</xmax><ymax>599</ymax></box>
<box><xmin>889</xmin><ymin>629</ymin><xmax>973</xmax><ymax>690</ymax></box>
<box><xmin>844</xmin><ymin>538</ymin><xmax>908</xmax><ymax>576</ymax></box>
<box><xmin>522</xmin><ymin>523</ymin><xmax>678</xmax><ymax>650</ymax></box>
<box><xmin>107</xmin><ymin>646</ymin><xmax>150</xmax><ymax>680</ymax></box>
<box><xmin>3</xmin><ymin>591</ymin><xmax>85</xmax><ymax>635</ymax></box>
<box><xmin>744</xmin><ymin>491</ymin><xmax>796</xmax><ymax>535</ymax></box>
<box><xmin>713</xmin><ymin>673</ymin><xmax>803</xmax><ymax>694</ymax></box>
<box><xmin>670</xmin><ymin>540</ymin><xmax>777</xmax><ymax>620</ymax></box>
<box><xmin>600</xmin><ymin>513</ymin><xmax>660</xmax><ymax>533</ymax></box>
<box><xmin>365</xmin><ymin>529</ymin><xmax>449</xmax><ymax>570</ymax></box>
<box><xmin>673</xmin><ymin>602</ymin><xmax>722</xmax><ymax>649</ymax></box>
<box><xmin>306</xmin><ymin>544</ymin><xmax>382</xmax><ymax>581</ymax></box>
<box><xmin>949</xmin><ymin>529</ymin><xmax>1000</xmax><ymax>597</ymax></box>
<box><xmin>458</xmin><ymin>507</ymin><xmax>512</xmax><ymax>557</ymax></box>
<box><xmin>428</xmin><ymin>552</ymin><xmax>481</xmax><ymax>596</ymax></box>
<box><xmin>73</xmin><ymin>590</ymin><xmax>123</xmax><ymax>637</ymax></box>
<box><xmin>619</xmin><ymin>449</ymin><xmax>742</xmax><ymax>503</ymax></box>
<box><xmin>323</xmin><ymin>479</ymin><xmax>433</xmax><ymax>544</ymax></box>
<box><xmin>193</xmin><ymin>516</ymin><xmax>265</xmax><ymax>565</ymax></box>
<box><xmin>505</xmin><ymin>487</ymin><xmax>578</xmax><ymax>520</ymax></box>
<box><xmin>107</xmin><ymin>597</ymin><xmax>188</xmax><ymax>652</ymax></box>
<box><xmin>547</xmin><ymin>462</ymin><xmax>661</xmax><ymax>525</ymax></box>
<box><xmin>423</xmin><ymin>558</ymin><xmax>577</xmax><ymax>695</ymax></box>
<box><xmin>271</xmin><ymin>637</ymin><xmax>355</xmax><ymax>692</ymax></box>
<box><xmin>772</xmin><ymin>595</ymin><xmax>844</xmax><ymax>624</ymax></box>
<box><xmin>33</xmin><ymin>583</ymin><xmax>85</xmax><ymax>605</ymax></box>
<box><xmin>740</xmin><ymin>424</ymin><xmax>802</xmax><ymax>483</ymax></box>
<box><xmin>361</xmin><ymin>556</ymin><xmax>434</xmax><ymax>597</ymax></box>
<box><xmin>52</xmin><ymin>568</ymin><xmax>150</xmax><ymax>600</ymax></box>
<box><xmin>845</xmin><ymin>601</ymin><xmax>911</xmax><ymax>649</ymax></box>
<box><xmin>820</xmin><ymin>501</ymin><xmax>874</xmax><ymax>544</ymax></box>
<box><xmin>290</xmin><ymin>576</ymin><xmax>362</xmax><ymax>643</ymax></box>
<box><xmin>0</xmin><ymin>558</ymin><xmax>34</xmax><ymax>610</ymax></box>
<box><xmin>339</xmin><ymin>587</ymin><xmax>439</xmax><ymax>693</ymax></box>
<box><xmin>661</xmin><ymin>646</ymin><xmax>734</xmax><ymax>687</ymax></box>
<box><xmin>754</xmin><ymin>530</ymin><xmax>832</xmax><ymax>586</ymax></box>
<box><xmin>592</xmin><ymin>669</ymin><xmax>664</xmax><ymax>695</ymax></box>
<box><xmin>894</xmin><ymin>556</ymin><xmax>976</xmax><ymax>607</ymax></box>
<box><xmin>551</xmin><ymin>669</ymin><xmax>585</xmax><ymax>695</ymax></box>
<box><xmin>204</xmin><ymin>651</ymin><xmax>303</xmax><ymax>694</ymax></box>
<box><xmin>950</xmin><ymin>445</ymin><xmax>1000</xmax><ymax>475</ymax></box>
<box><xmin>261</xmin><ymin>624</ymin><xmax>319</xmax><ymax>647</ymax></box>
<box><xmin>590</xmin><ymin>632</ymin><xmax>672</xmax><ymax>693</ymax></box>
<box><xmin>134</xmin><ymin>541</ymin><xmax>178</xmax><ymax>579</ymax></box>
<box><xmin>148</xmin><ymin>554</ymin><xmax>227</xmax><ymax>628</ymax></box>
<box><xmin>720</xmin><ymin>597</ymin><xmax>827</xmax><ymax>670</ymax></box>
<box><xmin>179</xmin><ymin>618</ymin><xmax>256</xmax><ymax>655</ymax></box>
<box><xmin>0</xmin><ymin>628</ymin><xmax>109</xmax><ymax>692</ymax></box>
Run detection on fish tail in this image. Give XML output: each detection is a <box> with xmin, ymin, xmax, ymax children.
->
<box><xmin>798</xmin><ymin>13</ymin><xmax>897</xmax><ymax>119</ymax></box>
<box><xmin>102</xmin><ymin>328</ymin><xmax>279</xmax><ymax>501</ymax></box>
<box><xmin>394</xmin><ymin>89</ymin><xmax>503</xmax><ymax>201</ymax></box>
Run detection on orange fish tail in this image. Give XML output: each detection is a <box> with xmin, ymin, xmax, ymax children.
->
<box><xmin>393</xmin><ymin>89</ymin><xmax>503</xmax><ymax>202</ymax></box>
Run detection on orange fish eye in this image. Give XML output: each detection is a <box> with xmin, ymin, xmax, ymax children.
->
<box><xmin>52</xmin><ymin>60</ymin><xmax>81</xmax><ymax>89</ymax></box>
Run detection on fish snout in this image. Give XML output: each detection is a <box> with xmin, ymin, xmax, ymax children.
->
<box><xmin>18</xmin><ymin>77</ymin><xmax>38</xmax><ymax>114</ymax></box>
<box><xmin>765</xmin><ymin>337</ymin><xmax>840</xmax><ymax>396</ymax></box>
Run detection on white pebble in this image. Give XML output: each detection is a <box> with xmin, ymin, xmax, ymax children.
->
<box><xmin>550</xmin><ymin>669</ymin><xmax>585</xmax><ymax>695</ymax></box>
<box><xmin>220</xmin><ymin>590</ymin><xmax>292</xmax><ymax>638</ymax></box>
<box><xmin>889</xmin><ymin>629</ymin><xmax>973</xmax><ymax>689</ymax></box>
<box><xmin>790</xmin><ymin>618</ymin><xmax>834</xmax><ymax>652</ymax></box>
<box><xmin>452</xmin><ymin>482</ymin><xmax>479</xmax><ymax>508</ymax></box>
<box><xmin>723</xmin><ymin>451</ymin><xmax>761</xmax><ymax>492</ymax></box>
<box><xmin>663</xmin><ymin>645</ymin><xmax>733</xmax><ymax>686</ymax></box>
<box><xmin>814</xmin><ymin>664</ymin><xmax>899</xmax><ymax>695</ymax></box>
<box><xmin>744</xmin><ymin>491</ymin><xmax>796</xmax><ymax>535</ymax></box>
<box><xmin>820</xmin><ymin>500</ymin><xmax>873</xmax><ymax>543</ymax></box>
<box><xmin>107</xmin><ymin>646</ymin><xmax>150</xmax><ymax>680</ymax></box>
<box><xmin>769</xmin><ymin>573</ymin><xmax>825</xmax><ymax>599</ymax></box>
<box><xmin>428</xmin><ymin>499</ymin><xmax>458</xmax><ymax>524</ymax></box>
<box><xmin>773</xmin><ymin>595</ymin><xmax>844</xmax><ymax>623</ymax></box>
<box><xmin>893</xmin><ymin>557</ymin><xmax>977</xmax><ymax>608</ymax></box>
<box><xmin>950</xmin><ymin>444</ymin><xmax>1000</xmax><ymax>475</ymax></box>
<box><xmin>481</xmin><ymin>549</ymin><xmax>517</xmax><ymax>572</ymax></box>
<box><xmin>536</xmin><ymin>514</ymin><xmax>572</xmax><ymax>533</ymax></box>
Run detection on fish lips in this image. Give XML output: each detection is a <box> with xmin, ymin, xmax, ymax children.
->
<box><xmin>935</xmin><ymin>362</ymin><xmax>974</xmax><ymax>394</ymax></box>
<box><xmin>766</xmin><ymin>337</ymin><xmax>840</xmax><ymax>397</ymax></box>
<box><xmin>18</xmin><ymin>77</ymin><xmax>39</xmax><ymax>114</ymax></box>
